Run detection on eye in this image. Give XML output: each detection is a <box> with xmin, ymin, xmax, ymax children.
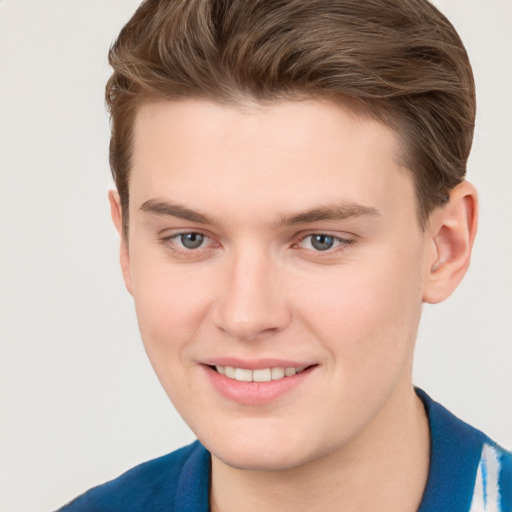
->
<box><xmin>297</xmin><ymin>233</ymin><xmax>353</xmax><ymax>252</ymax></box>
<box><xmin>309</xmin><ymin>234</ymin><xmax>336</xmax><ymax>251</ymax></box>
<box><xmin>178</xmin><ymin>232</ymin><xmax>205</xmax><ymax>249</ymax></box>
<box><xmin>158</xmin><ymin>230</ymin><xmax>218</xmax><ymax>259</ymax></box>
<box><xmin>159</xmin><ymin>231</ymin><xmax>211</xmax><ymax>254</ymax></box>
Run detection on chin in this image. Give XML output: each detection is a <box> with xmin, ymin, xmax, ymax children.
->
<box><xmin>212</xmin><ymin>443</ymin><xmax>307</xmax><ymax>472</ymax></box>
<box><xmin>200</xmin><ymin>423</ymin><xmax>330</xmax><ymax>472</ymax></box>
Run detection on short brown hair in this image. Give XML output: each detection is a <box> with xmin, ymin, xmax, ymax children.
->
<box><xmin>106</xmin><ymin>0</ymin><xmax>475</xmax><ymax>231</ymax></box>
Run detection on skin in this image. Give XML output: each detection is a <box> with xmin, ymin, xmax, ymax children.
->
<box><xmin>110</xmin><ymin>99</ymin><xmax>477</xmax><ymax>511</ymax></box>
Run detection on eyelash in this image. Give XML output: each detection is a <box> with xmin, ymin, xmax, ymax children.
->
<box><xmin>292</xmin><ymin>233</ymin><xmax>354</xmax><ymax>253</ymax></box>
<box><xmin>158</xmin><ymin>231</ymin><xmax>214</xmax><ymax>257</ymax></box>
<box><xmin>158</xmin><ymin>231</ymin><xmax>354</xmax><ymax>257</ymax></box>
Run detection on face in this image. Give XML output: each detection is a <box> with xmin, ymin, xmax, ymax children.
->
<box><xmin>118</xmin><ymin>99</ymin><xmax>433</xmax><ymax>471</ymax></box>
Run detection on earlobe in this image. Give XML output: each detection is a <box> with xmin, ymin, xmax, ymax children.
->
<box><xmin>422</xmin><ymin>181</ymin><xmax>478</xmax><ymax>304</ymax></box>
<box><xmin>108</xmin><ymin>190</ymin><xmax>133</xmax><ymax>295</ymax></box>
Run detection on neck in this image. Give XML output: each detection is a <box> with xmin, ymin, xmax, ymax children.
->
<box><xmin>210</xmin><ymin>384</ymin><xmax>430</xmax><ymax>512</ymax></box>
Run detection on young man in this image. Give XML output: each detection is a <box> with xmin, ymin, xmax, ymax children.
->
<box><xmin>59</xmin><ymin>0</ymin><xmax>511</xmax><ymax>510</ymax></box>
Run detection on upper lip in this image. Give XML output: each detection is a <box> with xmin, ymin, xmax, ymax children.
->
<box><xmin>201</xmin><ymin>357</ymin><xmax>315</xmax><ymax>370</ymax></box>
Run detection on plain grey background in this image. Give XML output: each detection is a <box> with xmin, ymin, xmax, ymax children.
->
<box><xmin>0</xmin><ymin>1</ymin><xmax>510</xmax><ymax>510</ymax></box>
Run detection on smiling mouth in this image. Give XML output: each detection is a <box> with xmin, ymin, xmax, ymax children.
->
<box><xmin>211</xmin><ymin>365</ymin><xmax>312</xmax><ymax>383</ymax></box>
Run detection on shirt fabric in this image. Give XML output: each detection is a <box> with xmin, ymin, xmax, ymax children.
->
<box><xmin>58</xmin><ymin>389</ymin><xmax>511</xmax><ymax>511</ymax></box>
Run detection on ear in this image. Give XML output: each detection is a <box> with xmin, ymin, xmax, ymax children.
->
<box><xmin>423</xmin><ymin>181</ymin><xmax>478</xmax><ymax>304</ymax></box>
<box><xmin>108</xmin><ymin>190</ymin><xmax>133</xmax><ymax>295</ymax></box>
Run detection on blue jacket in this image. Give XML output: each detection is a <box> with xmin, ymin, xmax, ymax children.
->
<box><xmin>58</xmin><ymin>389</ymin><xmax>511</xmax><ymax>511</ymax></box>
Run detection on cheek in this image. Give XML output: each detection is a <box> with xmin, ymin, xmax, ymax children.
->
<box><xmin>129</xmin><ymin>253</ymin><xmax>214</xmax><ymax>370</ymax></box>
<box><xmin>129</xmin><ymin>260</ymin><xmax>220</xmax><ymax>418</ymax></box>
<box><xmin>297</xmin><ymin>254</ymin><xmax>424</xmax><ymax>374</ymax></box>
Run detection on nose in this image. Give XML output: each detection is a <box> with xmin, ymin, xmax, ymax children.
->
<box><xmin>211</xmin><ymin>247</ymin><xmax>292</xmax><ymax>341</ymax></box>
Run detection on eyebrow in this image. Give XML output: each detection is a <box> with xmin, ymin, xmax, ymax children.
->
<box><xmin>275</xmin><ymin>203</ymin><xmax>380</xmax><ymax>226</ymax></box>
<box><xmin>140</xmin><ymin>198</ymin><xmax>380</xmax><ymax>227</ymax></box>
<box><xmin>140</xmin><ymin>198</ymin><xmax>221</xmax><ymax>226</ymax></box>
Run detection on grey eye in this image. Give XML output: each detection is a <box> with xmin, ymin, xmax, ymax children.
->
<box><xmin>310</xmin><ymin>234</ymin><xmax>335</xmax><ymax>251</ymax></box>
<box><xmin>180</xmin><ymin>233</ymin><xmax>205</xmax><ymax>249</ymax></box>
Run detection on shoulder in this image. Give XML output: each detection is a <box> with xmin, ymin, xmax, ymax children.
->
<box><xmin>469</xmin><ymin>439</ymin><xmax>511</xmax><ymax>512</ymax></box>
<box><xmin>416</xmin><ymin>388</ymin><xmax>511</xmax><ymax>512</ymax></box>
<box><xmin>56</xmin><ymin>441</ymin><xmax>210</xmax><ymax>512</ymax></box>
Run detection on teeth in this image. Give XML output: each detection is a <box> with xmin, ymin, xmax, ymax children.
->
<box><xmin>234</xmin><ymin>368</ymin><xmax>252</xmax><ymax>382</ymax></box>
<box><xmin>253</xmin><ymin>368</ymin><xmax>272</xmax><ymax>382</ymax></box>
<box><xmin>214</xmin><ymin>365</ymin><xmax>307</xmax><ymax>382</ymax></box>
<box><xmin>225</xmin><ymin>366</ymin><xmax>236</xmax><ymax>378</ymax></box>
<box><xmin>271</xmin><ymin>367</ymin><xmax>285</xmax><ymax>380</ymax></box>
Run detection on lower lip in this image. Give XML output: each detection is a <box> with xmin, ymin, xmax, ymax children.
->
<box><xmin>202</xmin><ymin>365</ymin><xmax>315</xmax><ymax>406</ymax></box>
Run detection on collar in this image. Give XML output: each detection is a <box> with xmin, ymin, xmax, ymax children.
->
<box><xmin>416</xmin><ymin>388</ymin><xmax>485</xmax><ymax>512</ymax></box>
<box><xmin>174</xmin><ymin>389</ymin><xmax>486</xmax><ymax>511</ymax></box>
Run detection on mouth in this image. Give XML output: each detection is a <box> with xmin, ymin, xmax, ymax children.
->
<box><xmin>210</xmin><ymin>364</ymin><xmax>309</xmax><ymax>382</ymax></box>
<box><xmin>203</xmin><ymin>362</ymin><xmax>317</xmax><ymax>405</ymax></box>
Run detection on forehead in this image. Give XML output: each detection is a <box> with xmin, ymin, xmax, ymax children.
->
<box><xmin>129</xmin><ymin>98</ymin><xmax>414</xmax><ymax>223</ymax></box>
